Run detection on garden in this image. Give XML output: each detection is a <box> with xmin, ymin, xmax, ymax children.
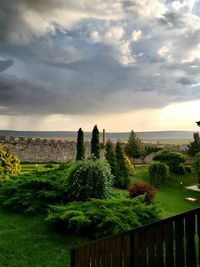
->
<box><xmin>1</xmin><ymin>128</ymin><xmax>200</xmax><ymax>266</ymax></box>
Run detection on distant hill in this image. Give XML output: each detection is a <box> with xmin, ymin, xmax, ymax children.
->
<box><xmin>0</xmin><ymin>130</ymin><xmax>197</xmax><ymax>140</ymax></box>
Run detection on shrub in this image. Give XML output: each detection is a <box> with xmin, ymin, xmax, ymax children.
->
<box><xmin>129</xmin><ymin>183</ymin><xmax>156</xmax><ymax>204</ymax></box>
<box><xmin>0</xmin><ymin>144</ymin><xmax>21</xmax><ymax>178</ymax></box>
<box><xmin>185</xmin><ymin>166</ymin><xmax>192</xmax><ymax>173</ymax></box>
<box><xmin>194</xmin><ymin>152</ymin><xmax>200</xmax><ymax>184</ymax></box>
<box><xmin>153</xmin><ymin>149</ymin><xmax>186</xmax><ymax>174</ymax></box>
<box><xmin>47</xmin><ymin>196</ymin><xmax>161</xmax><ymax>238</ymax></box>
<box><xmin>0</xmin><ymin>168</ymin><xmax>70</xmax><ymax>212</ymax></box>
<box><xmin>149</xmin><ymin>162</ymin><xmax>169</xmax><ymax>186</ymax></box>
<box><xmin>66</xmin><ymin>159</ymin><xmax>113</xmax><ymax>201</ymax></box>
<box><xmin>170</xmin><ymin>163</ymin><xmax>186</xmax><ymax>175</ymax></box>
<box><xmin>115</xmin><ymin>141</ymin><xmax>132</xmax><ymax>189</ymax></box>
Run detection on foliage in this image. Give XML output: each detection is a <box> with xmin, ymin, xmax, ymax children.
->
<box><xmin>76</xmin><ymin>128</ymin><xmax>85</xmax><ymax>161</ymax></box>
<box><xmin>143</xmin><ymin>145</ymin><xmax>162</xmax><ymax>157</ymax></box>
<box><xmin>45</xmin><ymin>163</ymin><xmax>54</xmax><ymax>169</ymax></box>
<box><xmin>153</xmin><ymin>149</ymin><xmax>186</xmax><ymax>174</ymax></box>
<box><xmin>105</xmin><ymin>139</ymin><xmax>117</xmax><ymax>177</ymax></box>
<box><xmin>115</xmin><ymin>141</ymin><xmax>132</xmax><ymax>189</ymax></box>
<box><xmin>125</xmin><ymin>130</ymin><xmax>144</xmax><ymax>159</ymax></box>
<box><xmin>47</xmin><ymin>196</ymin><xmax>161</xmax><ymax>238</ymax></box>
<box><xmin>129</xmin><ymin>183</ymin><xmax>156</xmax><ymax>204</ymax></box>
<box><xmin>0</xmin><ymin>144</ymin><xmax>21</xmax><ymax>178</ymax></box>
<box><xmin>91</xmin><ymin>125</ymin><xmax>100</xmax><ymax>159</ymax></box>
<box><xmin>0</xmin><ymin>168</ymin><xmax>71</xmax><ymax>213</ymax></box>
<box><xmin>66</xmin><ymin>159</ymin><xmax>113</xmax><ymax>201</ymax></box>
<box><xmin>149</xmin><ymin>162</ymin><xmax>169</xmax><ymax>186</ymax></box>
<box><xmin>188</xmin><ymin>132</ymin><xmax>200</xmax><ymax>156</ymax></box>
<box><xmin>185</xmin><ymin>166</ymin><xmax>192</xmax><ymax>173</ymax></box>
<box><xmin>193</xmin><ymin>152</ymin><xmax>200</xmax><ymax>184</ymax></box>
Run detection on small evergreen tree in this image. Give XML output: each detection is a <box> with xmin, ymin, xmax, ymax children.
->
<box><xmin>125</xmin><ymin>130</ymin><xmax>144</xmax><ymax>159</ymax></box>
<box><xmin>0</xmin><ymin>145</ymin><xmax>21</xmax><ymax>179</ymax></box>
<box><xmin>193</xmin><ymin>152</ymin><xmax>200</xmax><ymax>184</ymax></box>
<box><xmin>91</xmin><ymin>125</ymin><xmax>100</xmax><ymax>159</ymax></box>
<box><xmin>115</xmin><ymin>140</ymin><xmax>131</xmax><ymax>189</ymax></box>
<box><xmin>105</xmin><ymin>139</ymin><xmax>117</xmax><ymax>177</ymax></box>
<box><xmin>76</xmin><ymin>128</ymin><xmax>85</xmax><ymax>161</ymax></box>
<box><xmin>188</xmin><ymin>132</ymin><xmax>200</xmax><ymax>156</ymax></box>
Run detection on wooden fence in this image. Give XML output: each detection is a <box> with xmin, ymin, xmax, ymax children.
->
<box><xmin>70</xmin><ymin>207</ymin><xmax>200</xmax><ymax>267</ymax></box>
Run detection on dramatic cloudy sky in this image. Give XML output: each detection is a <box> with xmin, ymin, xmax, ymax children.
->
<box><xmin>0</xmin><ymin>0</ymin><xmax>200</xmax><ymax>131</ymax></box>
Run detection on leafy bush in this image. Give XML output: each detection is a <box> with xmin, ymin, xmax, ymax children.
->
<box><xmin>194</xmin><ymin>152</ymin><xmax>200</xmax><ymax>184</ymax></box>
<box><xmin>185</xmin><ymin>166</ymin><xmax>192</xmax><ymax>173</ymax></box>
<box><xmin>115</xmin><ymin>141</ymin><xmax>132</xmax><ymax>189</ymax></box>
<box><xmin>47</xmin><ymin>196</ymin><xmax>161</xmax><ymax>238</ymax></box>
<box><xmin>153</xmin><ymin>149</ymin><xmax>186</xmax><ymax>174</ymax></box>
<box><xmin>0</xmin><ymin>168</ymin><xmax>70</xmax><ymax>212</ymax></box>
<box><xmin>66</xmin><ymin>159</ymin><xmax>113</xmax><ymax>201</ymax></box>
<box><xmin>129</xmin><ymin>183</ymin><xmax>156</xmax><ymax>204</ymax></box>
<box><xmin>170</xmin><ymin>163</ymin><xmax>186</xmax><ymax>175</ymax></box>
<box><xmin>149</xmin><ymin>162</ymin><xmax>169</xmax><ymax>186</ymax></box>
<box><xmin>0</xmin><ymin>145</ymin><xmax>21</xmax><ymax>178</ymax></box>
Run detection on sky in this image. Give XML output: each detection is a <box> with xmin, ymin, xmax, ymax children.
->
<box><xmin>0</xmin><ymin>0</ymin><xmax>200</xmax><ymax>132</ymax></box>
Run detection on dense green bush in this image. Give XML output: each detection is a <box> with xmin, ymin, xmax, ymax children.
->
<box><xmin>193</xmin><ymin>152</ymin><xmax>200</xmax><ymax>184</ymax></box>
<box><xmin>0</xmin><ymin>145</ymin><xmax>21</xmax><ymax>179</ymax></box>
<box><xmin>0</xmin><ymin>168</ymin><xmax>71</xmax><ymax>212</ymax></box>
<box><xmin>153</xmin><ymin>149</ymin><xmax>186</xmax><ymax>174</ymax></box>
<box><xmin>47</xmin><ymin>196</ymin><xmax>161</xmax><ymax>238</ymax></box>
<box><xmin>185</xmin><ymin>166</ymin><xmax>192</xmax><ymax>173</ymax></box>
<box><xmin>149</xmin><ymin>162</ymin><xmax>169</xmax><ymax>186</ymax></box>
<box><xmin>129</xmin><ymin>183</ymin><xmax>156</xmax><ymax>204</ymax></box>
<box><xmin>66</xmin><ymin>159</ymin><xmax>113</xmax><ymax>201</ymax></box>
<box><xmin>115</xmin><ymin>141</ymin><xmax>132</xmax><ymax>189</ymax></box>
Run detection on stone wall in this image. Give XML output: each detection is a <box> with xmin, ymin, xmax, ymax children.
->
<box><xmin>0</xmin><ymin>136</ymin><xmax>91</xmax><ymax>163</ymax></box>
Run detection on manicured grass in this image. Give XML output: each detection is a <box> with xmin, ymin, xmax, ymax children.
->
<box><xmin>0</xmin><ymin>206</ymin><xmax>83</xmax><ymax>267</ymax></box>
<box><xmin>134</xmin><ymin>165</ymin><xmax>200</xmax><ymax>217</ymax></box>
<box><xmin>21</xmin><ymin>163</ymin><xmax>59</xmax><ymax>174</ymax></box>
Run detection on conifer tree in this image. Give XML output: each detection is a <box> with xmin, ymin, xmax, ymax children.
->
<box><xmin>188</xmin><ymin>132</ymin><xmax>200</xmax><ymax>156</ymax></box>
<box><xmin>105</xmin><ymin>139</ymin><xmax>117</xmax><ymax>176</ymax></box>
<box><xmin>76</xmin><ymin>128</ymin><xmax>85</xmax><ymax>161</ymax></box>
<box><xmin>125</xmin><ymin>130</ymin><xmax>144</xmax><ymax>159</ymax></box>
<box><xmin>91</xmin><ymin>125</ymin><xmax>100</xmax><ymax>159</ymax></box>
<box><xmin>115</xmin><ymin>140</ymin><xmax>131</xmax><ymax>188</ymax></box>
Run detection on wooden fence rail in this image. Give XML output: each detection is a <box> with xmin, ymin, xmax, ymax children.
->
<box><xmin>70</xmin><ymin>207</ymin><xmax>200</xmax><ymax>267</ymax></box>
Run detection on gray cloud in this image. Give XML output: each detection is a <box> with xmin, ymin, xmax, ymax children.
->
<box><xmin>0</xmin><ymin>0</ymin><xmax>200</xmax><ymax>117</ymax></box>
<box><xmin>0</xmin><ymin>60</ymin><xmax>14</xmax><ymax>72</ymax></box>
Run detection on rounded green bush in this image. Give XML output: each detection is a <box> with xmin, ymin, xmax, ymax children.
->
<box><xmin>149</xmin><ymin>162</ymin><xmax>169</xmax><ymax>186</ymax></box>
<box><xmin>66</xmin><ymin>159</ymin><xmax>113</xmax><ymax>201</ymax></box>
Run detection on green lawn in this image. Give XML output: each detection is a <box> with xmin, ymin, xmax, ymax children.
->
<box><xmin>0</xmin><ymin>206</ymin><xmax>83</xmax><ymax>267</ymax></box>
<box><xmin>134</xmin><ymin>165</ymin><xmax>200</xmax><ymax>217</ymax></box>
<box><xmin>21</xmin><ymin>163</ymin><xmax>59</xmax><ymax>174</ymax></box>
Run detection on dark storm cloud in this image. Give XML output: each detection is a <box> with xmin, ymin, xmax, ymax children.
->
<box><xmin>0</xmin><ymin>60</ymin><xmax>14</xmax><ymax>72</ymax></box>
<box><xmin>0</xmin><ymin>0</ymin><xmax>200</xmax><ymax>117</ymax></box>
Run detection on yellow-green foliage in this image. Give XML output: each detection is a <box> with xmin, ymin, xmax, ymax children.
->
<box><xmin>0</xmin><ymin>144</ymin><xmax>21</xmax><ymax>178</ymax></box>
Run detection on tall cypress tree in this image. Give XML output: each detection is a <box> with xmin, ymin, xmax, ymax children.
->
<box><xmin>91</xmin><ymin>125</ymin><xmax>100</xmax><ymax>159</ymax></box>
<box><xmin>76</xmin><ymin>128</ymin><xmax>85</xmax><ymax>161</ymax></box>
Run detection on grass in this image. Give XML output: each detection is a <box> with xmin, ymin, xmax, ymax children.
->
<box><xmin>134</xmin><ymin>165</ymin><xmax>200</xmax><ymax>217</ymax></box>
<box><xmin>0</xmin><ymin>206</ymin><xmax>84</xmax><ymax>267</ymax></box>
<box><xmin>1</xmin><ymin>163</ymin><xmax>200</xmax><ymax>266</ymax></box>
<box><xmin>21</xmin><ymin>163</ymin><xmax>59</xmax><ymax>174</ymax></box>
